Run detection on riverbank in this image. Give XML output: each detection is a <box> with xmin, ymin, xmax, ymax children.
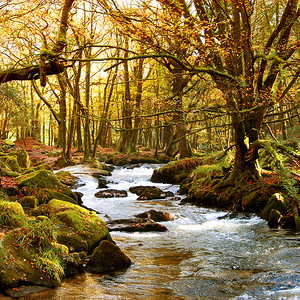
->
<box><xmin>9</xmin><ymin>164</ymin><xmax>299</xmax><ymax>299</ymax></box>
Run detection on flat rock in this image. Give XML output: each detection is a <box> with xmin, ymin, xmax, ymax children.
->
<box><xmin>108</xmin><ymin>221</ymin><xmax>168</xmax><ymax>232</ymax></box>
<box><xmin>95</xmin><ymin>189</ymin><xmax>128</xmax><ymax>198</ymax></box>
<box><xmin>135</xmin><ymin>209</ymin><xmax>173</xmax><ymax>221</ymax></box>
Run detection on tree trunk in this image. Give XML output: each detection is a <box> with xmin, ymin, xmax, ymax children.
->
<box><xmin>171</xmin><ymin>72</ymin><xmax>192</xmax><ymax>158</ymax></box>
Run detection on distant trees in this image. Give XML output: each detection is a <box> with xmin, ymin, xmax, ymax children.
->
<box><xmin>0</xmin><ymin>0</ymin><xmax>299</xmax><ymax>169</ymax></box>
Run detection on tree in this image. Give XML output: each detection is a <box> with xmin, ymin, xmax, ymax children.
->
<box><xmin>0</xmin><ymin>0</ymin><xmax>75</xmax><ymax>85</ymax></box>
<box><xmin>103</xmin><ymin>0</ymin><xmax>299</xmax><ymax>174</ymax></box>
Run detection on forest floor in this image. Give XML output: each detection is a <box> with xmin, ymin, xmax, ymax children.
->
<box><xmin>13</xmin><ymin>137</ymin><xmax>165</xmax><ymax>169</ymax></box>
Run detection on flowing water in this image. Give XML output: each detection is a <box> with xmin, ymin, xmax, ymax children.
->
<box><xmin>45</xmin><ymin>165</ymin><xmax>299</xmax><ymax>299</ymax></box>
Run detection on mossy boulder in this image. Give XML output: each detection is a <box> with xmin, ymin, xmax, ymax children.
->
<box><xmin>0</xmin><ymin>201</ymin><xmax>27</xmax><ymax>228</ymax></box>
<box><xmin>18</xmin><ymin>196</ymin><xmax>38</xmax><ymax>208</ymax></box>
<box><xmin>15</xmin><ymin>149</ymin><xmax>31</xmax><ymax>169</ymax></box>
<box><xmin>22</xmin><ymin>164</ymin><xmax>53</xmax><ymax>175</ymax></box>
<box><xmin>0</xmin><ymin>220</ymin><xmax>66</xmax><ymax>290</ymax></box>
<box><xmin>261</xmin><ymin>193</ymin><xmax>288</xmax><ymax>220</ymax></box>
<box><xmin>47</xmin><ymin>200</ymin><xmax>110</xmax><ymax>254</ymax></box>
<box><xmin>55</xmin><ymin>170</ymin><xmax>77</xmax><ymax>186</ymax></box>
<box><xmin>60</xmin><ymin>252</ymin><xmax>85</xmax><ymax>277</ymax></box>
<box><xmin>55</xmin><ymin>224</ymin><xmax>89</xmax><ymax>253</ymax></box>
<box><xmin>268</xmin><ymin>209</ymin><xmax>282</xmax><ymax>228</ymax></box>
<box><xmin>85</xmin><ymin>240</ymin><xmax>131</xmax><ymax>273</ymax></box>
<box><xmin>16</xmin><ymin>170</ymin><xmax>74</xmax><ymax>199</ymax></box>
<box><xmin>37</xmin><ymin>188</ymin><xmax>77</xmax><ymax>205</ymax></box>
<box><xmin>151</xmin><ymin>158</ymin><xmax>202</xmax><ymax>183</ymax></box>
<box><xmin>0</xmin><ymin>155</ymin><xmax>21</xmax><ymax>173</ymax></box>
<box><xmin>0</xmin><ymin>154</ymin><xmax>20</xmax><ymax>177</ymax></box>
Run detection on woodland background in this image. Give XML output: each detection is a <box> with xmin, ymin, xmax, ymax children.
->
<box><xmin>0</xmin><ymin>0</ymin><xmax>299</xmax><ymax>165</ymax></box>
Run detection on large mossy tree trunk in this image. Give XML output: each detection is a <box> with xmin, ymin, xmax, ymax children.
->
<box><xmin>170</xmin><ymin>69</ymin><xmax>193</xmax><ymax>158</ymax></box>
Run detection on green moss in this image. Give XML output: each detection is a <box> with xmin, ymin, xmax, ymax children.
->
<box><xmin>0</xmin><ymin>201</ymin><xmax>27</xmax><ymax>228</ymax></box>
<box><xmin>55</xmin><ymin>170</ymin><xmax>77</xmax><ymax>186</ymax></box>
<box><xmin>18</xmin><ymin>196</ymin><xmax>38</xmax><ymax>208</ymax></box>
<box><xmin>261</xmin><ymin>193</ymin><xmax>288</xmax><ymax>220</ymax></box>
<box><xmin>15</xmin><ymin>149</ymin><xmax>31</xmax><ymax>169</ymax></box>
<box><xmin>22</xmin><ymin>164</ymin><xmax>53</xmax><ymax>175</ymax></box>
<box><xmin>0</xmin><ymin>220</ymin><xmax>65</xmax><ymax>289</ymax></box>
<box><xmin>37</xmin><ymin>188</ymin><xmax>77</xmax><ymax>205</ymax></box>
<box><xmin>0</xmin><ymin>155</ymin><xmax>21</xmax><ymax>173</ymax></box>
<box><xmin>16</xmin><ymin>170</ymin><xmax>73</xmax><ymax>198</ymax></box>
<box><xmin>55</xmin><ymin>225</ymin><xmax>89</xmax><ymax>253</ymax></box>
<box><xmin>48</xmin><ymin>200</ymin><xmax>109</xmax><ymax>253</ymax></box>
<box><xmin>151</xmin><ymin>158</ymin><xmax>202</xmax><ymax>183</ymax></box>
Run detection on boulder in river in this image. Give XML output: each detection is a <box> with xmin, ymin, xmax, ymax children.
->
<box><xmin>129</xmin><ymin>185</ymin><xmax>174</xmax><ymax>200</ymax></box>
<box><xmin>151</xmin><ymin>158</ymin><xmax>202</xmax><ymax>183</ymax></box>
<box><xmin>95</xmin><ymin>189</ymin><xmax>128</xmax><ymax>198</ymax></box>
<box><xmin>85</xmin><ymin>240</ymin><xmax>131</xmax><ymax>273</ymax></box>
<box><xmin>107</xmin><ymin>218</ymin><xmax>168</xmax><ymax>232</ymax></box>
<box><xmin>47</xmin><ymin>199</ymin><xmax>110</xmax><ymax>254</ymax></box>
<box><xmin>135</xmin><ymin>210</ymin><xmax>173</xmax><ymax>221</ymax></box>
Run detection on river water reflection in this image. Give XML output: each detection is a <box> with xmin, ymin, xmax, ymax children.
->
<box><xmin>35</xmin><ymin>165</ymin><xmax>300</xmax><ymax>299</ymax></box>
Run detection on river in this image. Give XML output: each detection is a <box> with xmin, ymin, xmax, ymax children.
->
<box><xmin>45</xmin><ymin>164</ymin><xmax>299</xmax><ymax>299</ymax></box>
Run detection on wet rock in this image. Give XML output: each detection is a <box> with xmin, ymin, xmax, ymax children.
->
<box><xmin>218</xmin><ymin>212</ymin><xmax>253</xmax><ymax>220</ymax></box>
<box><xmin>107</xmin><ymin>217</ymin><xmax>146</xmax><ymax>225</ymax></box>
<box><xmin>95</xmin><ymin>189</ymin><xmax>127</xmax><ymax>198</ymax></box>
<box><xmin>268</xmin><ymin>209</ymin><xmax>282</xmax><ymax>228</ymax></box>
<box><xmin>138</xmin><ymin>188</ymin><xmax>174</xmax><ymax>200</ymax></box>
<box><xmin>135</xmin><ymin>210</ymin><xmax>173</xmax><ymax>221</ymax></box>
<box><xmin>109</xmin><ymin>222</ymin><xmax>168</xmax><ymax>232</ymax></box>
<box><xmin>261</xmin><ymin>193</ymin><xmax>287</xmax><ymax>220</ymax></box>
<box><xmin>126</xmin><ymin>163</ymin><xmax>143</xmax><ymax>169</ymax></box>
<box><xmin>97</xmin><ymin>177</ymin><xmax>108</xmax><ymax>189</ymax></box>
<box><xmin>91</xmin><ymin>169</ymin><xmax>112</xmax><ymax>178</ymax></box>
<box><xmin>129</xmin><ymin>185</ymin><xmax>154</xmax><ymax>195</ymax></box>
<box><xmin>85</xmin><ymin>240</ymin><xmax>131</xmax><ymax>273</ymax></box>
<box><xmin>105</xmin><ymin>153</ymin><xmax>160</xmax><ymax>166</ymax></box>
<box><xmin>130</xmin><ymin>186</ymin><xmax>174</xmax><ymax>200</ymax></box>
<box><xmin>61</xmin><ymin>252</ymin><xmax>85</xmax><ymax>277</ymax></box>
<box><xmin>4</xmin><ymin>285</ymin><xmax>50</xmax><ymax>298</ymax></box>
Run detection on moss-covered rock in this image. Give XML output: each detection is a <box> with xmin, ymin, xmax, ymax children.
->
<box><xmin>16</xmin><ymin>170</ymin><xmax>74</xmax><ymax>199</ymax></box>
<box><xmin>18</xmin><ymin>196</ymin><xmax>38</xmax><ymax>208</ymax></box>
<box><xmin>15</xmin><ymin>149</ymin><xmax>31</xmax><ymax>169</ymax></box>
<box><xmin>85</xmin><ymin>240</ymin><xmax>131</xmax><ymax>273</ymax></box>
<box><xmin>0</xmin><ymin>155</ymin><xmax>21</xmax><ymax>173</ymax></box>
<box><xmin>261</xmin><ymin>193</ymin><xmax>288</xmax><ymax>220</ymax></box>
<box><xmin>22</xmin><ymin>164</ymin><xmax>53</xmax><ymax>174</ymax></box>
<box><xmin>60</xmin><ymin>252</ymin><xmax>85</xmax><ymax>277</ymax></box>
<box><xmin>47</xmin><ymin>200</ymin><xmax>110</xmax><ymax>254</ymax></box>
<box><xmin>37</xmin><ymin>188</ymin><xmax>77</xmax><ymax>205</ymax></box>
<box><xmin>55</xmin><ymin>224</ymin><xmax>89</xmax><ymax>253</ymax></box>
<box><xmin>0</xmin><ymin>201</ymin><xmax>27</xmax><ymax>228</ymax></box>
<box><xmin>55</xmin><ymin>170</ymin><xmax>77</xmax><ymax>186</ymax></box>
<box><xmin>268</xmin><ymin>209</ymin><xmax>282</xmax><ymax>228</ymax></box>
<box><xmin>0</xmin><ymin>154</ymin><xmax>20</xmax><ymax>177</ymax></box>
<box><xmin>0</xmin><ymin>220</ymin><xmax>65</xmax><ymax>290</ymax></box>
<box><xmin>151</xmin><ymin>158</ymin><xmax>202</xmax><ymax>183</ymax></box>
